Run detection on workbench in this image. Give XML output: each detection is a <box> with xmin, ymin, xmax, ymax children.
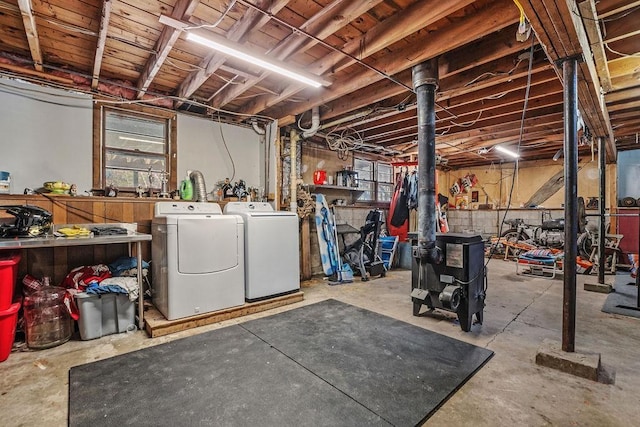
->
<box><xmin>0</xmin><ymin>223</ymin><xmax>151</xmax><ymax>329</ymax></box>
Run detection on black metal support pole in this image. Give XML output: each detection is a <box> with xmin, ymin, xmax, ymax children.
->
<box><xmin>561</xmin><ymin>56</ymin><xmax>579</xmax><ymax>353</ymax></box>
<box><xmin>598</xmin><ymin>136</ymin><xmax>606</xmax><ymax>284</ymax></box>
<box><xmin>412</xmin><ymin>59</ymin><xmax>440</xmax><ymax>263</ymax></box>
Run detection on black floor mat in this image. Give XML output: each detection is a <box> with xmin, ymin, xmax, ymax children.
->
<box><xmin>602</xmin><ymin>275</ymin><xmax>640</xmax><ymax>318</ymax></box>
<box><xmin>69</xmin><ymin>299</ymin><xmax>493</xmax><ymax>426</ymax></box>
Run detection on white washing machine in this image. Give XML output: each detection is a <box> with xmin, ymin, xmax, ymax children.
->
<box><xmin>223</xmin><ymin>202</ymin><xmax>299</xmax><ymax>301</ymax></box>
<box><xmin>152</xmin><ymin>201</ymin><xmax>245</xmax><ymax>320</ymax></box>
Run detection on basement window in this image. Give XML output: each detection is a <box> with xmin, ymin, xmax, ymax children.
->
<box><xmin>354</xmin><ymin>158</ymin><xmax>393</xmax><ymax>204</ymax></box>
<box><xmin>95</xmin><ymin>106</ymin><xmax>176</xmax><ymax>192</ymax></box>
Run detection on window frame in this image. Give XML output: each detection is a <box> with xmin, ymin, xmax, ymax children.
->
<box><xmin>353</xmin><ymin>157</ymin><xmax>393</xmax><ymax>206</ymax></box>
<box><xmin>93</xmin><ymin>103</ymin><xmax>177</xmax><ymax>193</ymax></box>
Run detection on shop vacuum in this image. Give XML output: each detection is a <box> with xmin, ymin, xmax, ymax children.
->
<box><xmin>409</xmin><ymin>60</ymin><xmax>485</xmax><ymax>332</ymax></box>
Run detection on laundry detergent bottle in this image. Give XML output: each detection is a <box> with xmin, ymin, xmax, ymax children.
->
<box><xmin>180</xmin><ymin>172</ymin><xmax>193</xmax><ymax>200</ymax></box>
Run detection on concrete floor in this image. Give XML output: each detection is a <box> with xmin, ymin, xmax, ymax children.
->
<box><xmin>1</xmin><ymin>259</ymin><xmax>639</xmax><ymax>426</ymax></box>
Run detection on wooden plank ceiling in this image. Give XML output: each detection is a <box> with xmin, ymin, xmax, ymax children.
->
<box><xmin>0</xmin><ymin>0</ymin><xmax>638</xmax><ymax>169</ymax></box>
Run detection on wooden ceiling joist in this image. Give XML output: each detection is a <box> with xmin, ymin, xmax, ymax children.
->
<box><xmin>92</xmin><ymin>0</ymin><xmax>112</xmax><ymax>90</ymax></box>
<box><xmin>16</xmin><ymin>0</ymin><xmax>42</xmax><ymax>71</ymax></box>
<box><xmin>239</xmin><ymin>0</ymin><xmax>492</xmax><ymax>119</ymax></box>
<box><xmin>136</xmin><ymin>0</ymin><xmax>199</xmax><ymax>98</ymax></box>
<box><xmin>174</xmin><ymin>0</ymin><xmax>290</xmax><ymax>104</ymax></box>
<box><xmin>272</xmin><ymin>0</ymin><xmax>520</xmax><ymax>125</ymax></box>
<box><xmin>209</xmin><ymin>0</ymin><xmax>387</xmax><ymax>109</ymax></box>
<box><xmin>578</xmin><ymin>0</ymin><xmax>612</xmax><ymax>92</ymax></box>
<box><xmin>521</xmin><ymin>0</ymin><xmax>617</xmax><ymax>160</ymax></box>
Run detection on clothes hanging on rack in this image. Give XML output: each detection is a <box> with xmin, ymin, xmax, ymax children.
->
<box><xmin>390</xmin><ymin>172</ymin><xmax>409</xmax><ymax>227</ymax></box>
<box><xmin>406</xmin><ymin>170</ymin><xmax>418</xmax><ymax>210</ymax></box>
<box><xmin>387</xmin><ymin>170</ymin><xmax>409</xmax><ymax>241</ymax></box>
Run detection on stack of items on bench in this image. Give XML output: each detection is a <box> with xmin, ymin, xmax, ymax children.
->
<box><xmin>489</xmin><ymin>238</ymin><xmax>593</xmax><ymax>279</ymax></box>
<box><xmin>22</xmin><ymin>256</ymin><xmax>148</xmax><ymax>343</ymax></box>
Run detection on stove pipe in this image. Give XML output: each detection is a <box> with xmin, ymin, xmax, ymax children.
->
<box><xmin>412</xmin><ymin>60</ymin><xmax>441</xmax><ymax>263</ymax></box>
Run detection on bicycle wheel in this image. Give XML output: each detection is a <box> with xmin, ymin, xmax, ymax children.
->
<box><xmin>500</xmin><ymin>230</ymin><xmax>529</xmax><ymax>257</ymax></box>
<box><xmin>577</xmin><ymin>232</ymin><xmax>593</xmax><ymax>260</ymax></box>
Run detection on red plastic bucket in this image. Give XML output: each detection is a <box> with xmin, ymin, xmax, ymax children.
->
<box><xmin>0</xmin><ymin>252</ymin><xmax>21</xmax><ymax>311</ymax></box>
<box><xmin>0</xmin><ymin>301</ymin><xmax>20</xmax><ymax>362</ymax></box>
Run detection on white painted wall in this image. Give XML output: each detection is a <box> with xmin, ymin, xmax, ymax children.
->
<box><xmin>177</xmin><ymin>113</ymin><xmax>269</xmax><ymax>197</ymax></box>
<box><xmin>0</xmin><ymin>77</ymin><xmax>93</xmax><ymax>193</ymax></box>
<box><xmin>0</xmin><ymin>78</ymin><xmax>275</xmax><ymax>200</ymax></box>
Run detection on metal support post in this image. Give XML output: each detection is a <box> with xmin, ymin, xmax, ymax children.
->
<box><xmin>561</xmin><ymin>55</ymin><xmax>580</xmax><ymax>353</ymax></box>
<box><xmin>598</xmin><ymin>137</ymin><xmax>606</xmax><ymax>284</ymax></box>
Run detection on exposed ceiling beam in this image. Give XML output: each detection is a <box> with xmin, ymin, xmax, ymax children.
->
<box><xmin>0</xmin><ymin>0</ymin><xmax>19</xmax><ymax>14</ymax></box>
<box><xmin>136</xmin><ymin>0</ymin><xmax>199</xmax><ymax>98</ymax></box>
<box><xmin>521</xmin><ymin>0</ymin><xmax>616</xmax><ymax>159</ymax></box>
<box><xmin>92</xmin><ymin>0</ymin><xmax>112</xmax><ymax>90</ymax></box>
<box><xmin>16</xmin><ymin>0</ymin><xmax>43</xmax><ymax>71</ymax></box>
<box><xmin>174</xmin><ymin>0</ymin><xmax>290</xmax><ymax>104</ymax></box>
<box><xmin>210</xmin><ymin>0</ymin><xmax>386</xmax><ymax>108</ymax></box>
<box><xmin>236</xmin><ymin>0</ymin><xmax>479</xmax><ymax>117</ymax></box>
<box><xmin>272</xmin><ymin>0</ymin><xmax>520</xmax><ymax>125</ymax></box>
<box><xmin>599</xmin><ymin>8</ymin><xmax>640</xmax><ymax>43</ymax></box>
<box><xmin>597</xmin><ymin>0</ymin><xmax>640</xmax><ymax>18</ymax></box>
<box><xmin>578</xmin><ymin>0</ymin><xmax>612</xmax><ymax>92</ymax></box>
<box><xmin>604</xmin><ymin>86</ymin><xmax>640</xmax><ymax>104</ymax></box>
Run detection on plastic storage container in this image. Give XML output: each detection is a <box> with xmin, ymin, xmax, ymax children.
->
<box><xmin>23</xmin><ymin>287</ymin><xmax>72</xmax><ymax>349</ymax></box>
<box><xmin>0</xmin><ymin>252</ymin><xmax>21</xmax><ymax>310</ymax></box>
<box><xmin>0</xmin><ymin>301</ymin><xmax>20</xmax><ymax>362</ymax></box>
<box><xmin>75</xmin><ymin>293</ymin><xmax>136</xmax><ymax>340</ymax></box>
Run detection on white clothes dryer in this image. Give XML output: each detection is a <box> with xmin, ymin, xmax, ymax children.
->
<box><xmin>152</xmin><ymin>202</ymin><xmax>245</xmax><ymax>320</ymax></box>
<box><xmin>223</xmin><ymin>202</ymin><xmax>299</xmax><ymax>301</ymax></box>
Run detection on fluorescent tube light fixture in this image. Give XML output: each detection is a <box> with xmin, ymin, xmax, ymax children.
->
<box><xmin>495</xmin><ymin>145</ymin><xmax>520</xmax><ymax>158</ymax></box>
<box><xmin>186</xmin><ymin>32</ymin><xmax>327</xmax><ymax>88</ymax></box>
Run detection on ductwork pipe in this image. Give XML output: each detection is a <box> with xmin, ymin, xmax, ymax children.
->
<box><xmin>412</xmin><ymin>59</ymin><xmax>441</xmax><ymax>263</ymax></box>
<box><xmin>189</xmin><ymin>170</ymin><xmax>207</xmax><ymax>202</ymax></box>
<box><xmin>301</xmin><ymin>106</ymin><xmax>320</xmax><ymax>138</ymax></box>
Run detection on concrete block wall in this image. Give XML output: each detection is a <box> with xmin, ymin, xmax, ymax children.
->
<box><xmin>446</xmin><ymin>208</ymin><xmax>565</xmax><ymax>238</ymax></box>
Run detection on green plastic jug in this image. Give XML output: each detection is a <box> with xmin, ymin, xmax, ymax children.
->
<box><xmin>180</xmin><ymin>176</ymin><xmax>193</xmax><ymax>200</ymax></box>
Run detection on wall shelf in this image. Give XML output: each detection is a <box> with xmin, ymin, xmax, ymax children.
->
<box><xmin>307</xmin><ymin>184</ymin><xmax>364</xmax><ymax>205</ymax></box>
<box><xmin>308</xmin><ymin>184</ymin><xmax>363</xmax><ymax>193</ymax></box>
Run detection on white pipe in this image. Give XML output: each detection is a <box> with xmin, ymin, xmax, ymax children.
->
<box><xmin>251</xmin><ymin>119</ymin><xmax>266</xmax><ymax>135</ymax></box>
<box><xmin>301</xmin><ymin>106</ymin><xmax>320</xmax><ymax>138</ymax></box>
<box><xmin>290</xmin><ymin>129</ymin><xmax>298</xmax><ymax>214</ymax></box>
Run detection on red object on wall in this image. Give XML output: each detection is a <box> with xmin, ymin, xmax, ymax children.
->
<box><xmin>617</xmin><ymin>208</ymin><xmax>640</xmax><ymax>256</ymax></box>
<box><xmin>313</xmin><ymin>170</ymin><xmax>327</xmax><ymax>185</ymax></box>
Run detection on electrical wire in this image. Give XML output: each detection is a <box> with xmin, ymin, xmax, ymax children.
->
<box><xmin>447</xmin><ymin>110</ymin><xmax>483</xmax><ymax>128</ymax></box>
<box><xmin>0</xmin><ymin>68</ymin><xmax>277</xmax><ymax>122</ymax></box>
<box><xmin>234</xmin><ymin>0</ymin><xmax>414</xmax><ymax>94</ymax></box>
<box><xmin>464</xmin><ymin>57</ymin><xmax>525</xmax><ymax>87</ymax></box>
<box><xmin>216</xmin><ymin>112</ymin><xmax>236</xmax><ymax>182</ymax></box>
<box><xmin>604</xmin><ymin>43</ymin><xmax>640</xmax><ymax>58</ymax></box>
<box><xmin>325</xmin><ymin>127</ymin><xmax>364</xmax><ymax>160</ymax></box>
<box><xmin>489</xmin><ymin>34</ymin><xmax>536</xmax><ymax>265</ymax></box>
<box><xmin>184</xmin><ymin>0</ymin><xmax>238</xmax><ymax>30</ymax></box>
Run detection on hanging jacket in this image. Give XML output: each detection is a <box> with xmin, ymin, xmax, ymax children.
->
<box><xmin>390</xmin><ymin>174</ymin><xmax>410</xmax><ymax>227</ymax></box>
<box><xmin>406</xmin><ymin>171</ymin><xmax>418</xmax><ymax>210</ymax></box>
